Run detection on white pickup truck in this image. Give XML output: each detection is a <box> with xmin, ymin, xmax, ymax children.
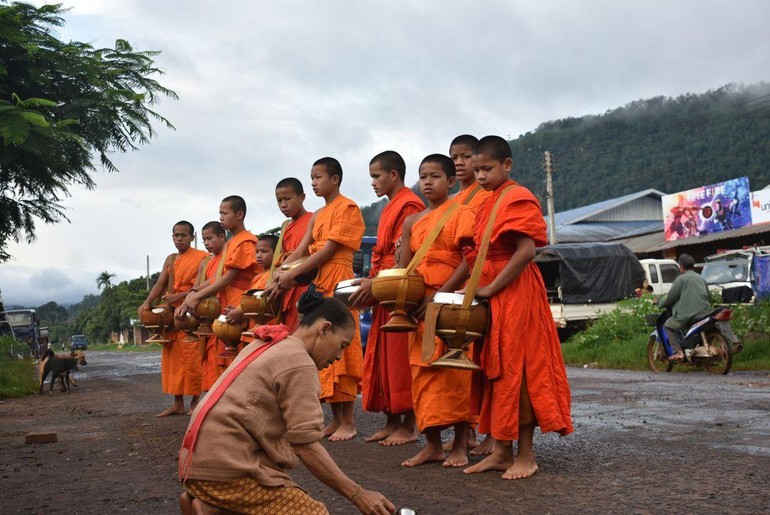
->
<box><xmin>639</xmin><ymin>258</ymin><xmax>680</xmax><ymax>295</ymax></box>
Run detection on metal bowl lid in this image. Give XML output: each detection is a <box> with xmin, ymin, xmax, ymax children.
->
<box><xmin>432</xmin><ymin>292</ymin><xmax>480</xmax><ymax>306</ymax></box>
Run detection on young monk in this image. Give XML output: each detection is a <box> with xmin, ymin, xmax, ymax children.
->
<box><xmin>179</xmin><ymin>196</ymin><xmax>259</xmax><ymax>356</ymax></box>
<box><xmin>450</xmin><ymin>134</ymin><xmax>490</xmax><ymax>210</ymax></box>
<box><xmin>461</xmin><ymin>136</ymin><xmax>573</xmax><ymax>480</ymax></box>
<box><xmin>195</xmin><ymin>221</ymin><xmax>226</xmax><ymax>393</ymax></box>
<box><xmin>349</xmin><ymin>151</ymin><xmax>424</xmax><ymax>446</ymax></box>
<box><xmin>450</xmin><ymin>134</ymin><xmax>493</xmax><ymax>454</ymax></box>
<box><xmin>268</xmin><ymin>157</ymin><xmax>365</xmax><ymax>442</ymax></box>
<box><xmin>138</xmin><ymin>221</ymin><xmax>208</xmax><ymax>417</ymax></box>
<box><xmin>274</xmin><ymin>178</ymin><xmax>314</xmax><ymax>330</ymax></box>
<box><xmin>395</xmin><ymin>154</ymin><xmax>477</xmax><ymax>467</ymax></box>
<box><xmin>224</xmin><ymin>234</ymin><xmax>279</xmax><ymax>333</ymax></box>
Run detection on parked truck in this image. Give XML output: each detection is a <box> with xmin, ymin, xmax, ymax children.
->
<box><xmin>535</xmin><ymin>243</ymin><xmax>647</xmax><ymax>329</ymax></box>
<box><xmin>0</xmin><ymin>308</ymin><xmax>44</xmax><ymax>357</ymax></box>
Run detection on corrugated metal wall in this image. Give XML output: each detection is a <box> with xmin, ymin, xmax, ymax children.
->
<box><xmin>582</xmin><ymin>196</ymin><xmax>662</xmax><ymax>222</ymax></box>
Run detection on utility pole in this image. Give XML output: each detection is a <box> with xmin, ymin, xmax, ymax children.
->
<box><xmin>146</xmin><ymin>255</ymin><xmax>150</xmax><ymax>291</ymax></box>
<box><xmin>545</xmin><ymin>151</ymin><xmax>557</xmax><ymax>245</ymax></box>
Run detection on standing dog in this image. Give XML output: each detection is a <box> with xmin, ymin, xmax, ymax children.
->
<box><xmin>38</xmin><ymin>349</ymin><xmax>87</xmax><ymax>394</ymax></box>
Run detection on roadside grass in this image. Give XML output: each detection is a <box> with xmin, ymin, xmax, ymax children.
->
<box><xmin>0</xmin><ymin>336</ymin><xmax>38</xmax><ymax>398</ymax></box>
<box><xmin>562</xmin><ymin>297</ymin><xmax>770</xmax><ymax>371</ymax></box>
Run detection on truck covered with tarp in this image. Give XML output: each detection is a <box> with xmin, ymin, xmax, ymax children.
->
<box><xmin>534</xmin><ymin>242</ymin><xmax>646</xmax><ymax>327</ymax></box>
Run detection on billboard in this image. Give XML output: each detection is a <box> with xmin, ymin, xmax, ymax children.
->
<box><xmin>662</xmin><ymin>177</ymin><xmax>752</xmax><ymax>241</ymax></box>
<box><xmin>750</xmin><ymin>189</ymin><xmax>770</xmax><ymax>226</ymax></box>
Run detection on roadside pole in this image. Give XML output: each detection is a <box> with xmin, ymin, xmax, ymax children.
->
<box><xmin>545</xmin><ymin>151</ymin><xmax>557</xmax><ymax>244</ymax></box>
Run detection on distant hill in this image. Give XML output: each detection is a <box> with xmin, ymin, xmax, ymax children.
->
<box><xmin>360</xmin><ymin>82</ymin><xmax>770</xmax><ymax>230</ymax></box>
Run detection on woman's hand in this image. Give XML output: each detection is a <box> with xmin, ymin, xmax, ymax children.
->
<box><xmin>352</xmin><ymin>489</ymin><xmax>396</xmax><ymax>514</ymax></box>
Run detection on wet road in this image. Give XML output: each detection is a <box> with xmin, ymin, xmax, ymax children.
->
<box><xmin>91</xmin><ymin>350</ymin><xmax>770</xmax><ymax>456</ymax></box>
<box><xmin>41</xmin><ymin>350</ymin><xmax>770</xmax><ymax>513</ymax></box>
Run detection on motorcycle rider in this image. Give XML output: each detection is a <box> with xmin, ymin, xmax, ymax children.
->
<box><xmin>655</xmin><ymin>253</ymin><xmax>711</xmax><ymax>361</ymax></box>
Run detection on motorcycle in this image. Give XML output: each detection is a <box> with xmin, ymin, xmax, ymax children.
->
<box><xmin>646</xmin><ymin>307</ymin><xmax>742</xmax><ymax>375</ymax></box>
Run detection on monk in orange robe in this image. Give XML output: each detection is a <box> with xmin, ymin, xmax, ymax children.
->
<box><xmin>195</xmin><ymin>221</ymin><xmax>226</xmax><ymax>392</ymax></box>
<box><xmin>392</xmin><ymin>154</ymin><xmax>477</xmax><ymax>467</ymax></box>
<box><xmin>449</xmin><ymin>134</ymin><xmax>492</xmax><ymax>454</ymax></box>
<box><xmin>348</xmin><ymin>151</ymin><xmax>424</xmax><ymax>446</ymax></box>
<box><xmin>274</xmin><ymin>178</ymin><xmax>313</xmax><ymax>331</ymax></box>
<box><xmin>224</xmin><ymin>234</ymin><xmax>279</xmax><ymax>344</ymax></box>
<box><xmin>461</xmin><ymin>136</ymin><xmax>572</xmax><ymax>480</ymax></box>
<box><xmin>138</xmin><ymin>221</ymin><xmax>208</xmax><ymax>417</ymax></box>
<box><xmin>269</xmin><ymin>157</ymin><xmax>364</xmax><ymax>442</ymax></box>
<box><xmin>180</xmin><ymin>195</ymin><xmax>259</xmax><ymax>356</ymax></box>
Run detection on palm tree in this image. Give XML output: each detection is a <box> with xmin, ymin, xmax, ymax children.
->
<box><xmin>97</xmin><ymin>271</ymin><xmax>116</xmax><ymax>290</ymax></box>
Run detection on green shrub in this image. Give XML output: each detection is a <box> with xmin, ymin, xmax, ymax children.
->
<box><xmin>0</xmin><ymin>336</ymin><xmax>38</xmax><ymax>398</ymax></box>
<box><xmin>562</xmin><ymin>296</ymin><xmax>770</xmax><ymax>371</ymax></box>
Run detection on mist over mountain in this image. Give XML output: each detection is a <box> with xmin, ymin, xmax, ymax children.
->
<box><xmin>361</xmin><ymin>82</ymin><xmax>770</xmax><ymax>232</ymax></box>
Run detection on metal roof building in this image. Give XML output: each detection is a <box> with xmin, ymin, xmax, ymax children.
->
<box><xmin>547</xmin><ymin>189</ymin><xmax>665</xmax><ymax>243</ymax></box>
<box><xmin>552</xmin><ymin>188</ymin><xmax>770</xmax><ymax>260</ymax></box>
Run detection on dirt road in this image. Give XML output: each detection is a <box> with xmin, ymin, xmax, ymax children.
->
<box><xmin>1</xmin><ymin>351</ymin><xmax>768</xmax><ymax>514</ymax></box>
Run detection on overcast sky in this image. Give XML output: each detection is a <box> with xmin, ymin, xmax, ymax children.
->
<box><xmin>2</xmin><ymin>0</ymin><xmax>769</xmax><ymax>307</ymax></box>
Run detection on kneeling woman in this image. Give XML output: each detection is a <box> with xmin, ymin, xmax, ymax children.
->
<box><xmin>179</xmin><ymin>286</ymin><xmax>394</xmax><ymax>515</ymax></box>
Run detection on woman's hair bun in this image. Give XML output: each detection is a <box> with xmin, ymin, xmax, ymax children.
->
<box><xmin>297</xmin><ymin>283</ymin><xmax>324</xmax><ymax>315</ymax></box>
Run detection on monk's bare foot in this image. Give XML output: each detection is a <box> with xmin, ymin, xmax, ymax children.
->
<box><xmin>156</xmin><ymin>405</ymin><xmax>185</xmax><ymax>417</ymax></box>
<box><xmin>470</xmin><ymin>435</ymin><xmax>495</xmax><ymax>455</ymax></box>
<box><xmin>187</xmin><ymin>401</ymin><xmax>199</xmax><ymax>415</ymax></box>
<box><xmin>364</xmin><ymin>426</ymin><xmax>397</xmax><ymax>443</ymax></box>
<box><xmin>502</xmin><ymin>459</ymin><xmax>539</xmax><ymax>480</ymax></box>
<box><xmin>463</xmin><ymin>452</ymin><xmax>514</xmax><ymax>474</ymax></box>
<box><xmin>401</xmin><ymin>446</ymin><xmax>445</xmax><ymax>467</ymax></box>
<box><xmin>379</xmin><ymin>427</ymin><xmax>419</xmax><ymax>446</ymax></box>
<box><xmin>443</xmin><ymin>447</ymin><xmax>469</xmax><ymax>467</ymax></box>
<box><xmin>323</xmin><ymin>422</ymin><xmax>340</xmax><ymax>438</ymax></box>
<box><xmin>443</xmin><ymin>436</ymin><xmax>478</xmax><ymax>451</ymax></box>
<box><xmin>328</xmin><ymin>424</ymin><xmax>357</xmax><ymax>442</ymax></box>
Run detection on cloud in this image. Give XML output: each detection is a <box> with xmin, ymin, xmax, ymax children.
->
<box><xmin>8</xmin><ymin>0</ymin><xmax>770</xmax><ymax>306</ymax></box>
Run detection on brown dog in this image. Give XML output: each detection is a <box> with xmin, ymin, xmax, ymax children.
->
<box><xmin>38</xmin><ymin>349</ymin><xmax>87</xmax><ymax>394</ymax></box>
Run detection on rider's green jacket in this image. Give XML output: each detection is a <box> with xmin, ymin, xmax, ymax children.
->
<box><xmin>657</xmin><ymin>270</ymin><xmax>711</xmax><ymax>329</ymax></box>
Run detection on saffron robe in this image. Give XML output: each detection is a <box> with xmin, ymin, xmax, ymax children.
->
<box><xmin>240</xmin><ymin>271</ymin><xmax>274</xmax><ymax>346</ymax></box>
<box><xmin>218</xmin><ymin>230</ymin><xmax>259</xmax><ymax>309</ymax></box>
<box><xmin>465</xmin><ymin>180</ymin><xmax>573</xmax><ymax>441</ymax></box>
<box><xmin>200</xmin><ymin>253</ymin><xmax>224</xmax><ymax>391</ymax></box>
<box><xmin>162</xmin><ymin>247</ymin><xmax>208</xmax><ymax>395</ymax></box>
<box><xmin>308</xmin><ymin>195</ymin><xmax>365</xmax><ymax>402</ymax></box>
<box><xmin>362</xmin><ymin>187</ymin><xmax>424</xmax><ymax>414</ymax></box>
<box><xmin>279</xmin><ymin>212</ymin><xmax>314</xmax><ymax>331</ymax></box>
<box><xmin>452</xmin><ymin>182</ymin><xmax>491</xmax><ymax>212</ymax></box>
<box><xmin>408</xmin><ymin>200</ymin><xmax>476</xmax><ymax>430</ymax></box>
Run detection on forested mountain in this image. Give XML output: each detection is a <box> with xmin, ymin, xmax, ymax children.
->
<box><xmin>360</xmin><ymin>82</ymin><xmax>770</xmax><ymax>230</ymax></box>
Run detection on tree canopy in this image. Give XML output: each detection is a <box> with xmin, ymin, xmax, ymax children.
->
<box><xmin>0</xmin><ymin>2</ymin><xmax>177</xmax><ymax>261</ymax></box>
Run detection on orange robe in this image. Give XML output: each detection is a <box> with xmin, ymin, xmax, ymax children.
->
<box><xmin>279</xmin><ymin>212</ymin><xmax>314</xmax><ymax>331</ymax></box>
<box><xmin>408</xmin><ymin>200</ymin><xmax>476</xmax><ymax>430</ymax></box>
<box><xmin>309</xmin><ymin>195</ymin><xmax>365</xmax><ymax>402</ymax></box>
<box><xmin>200</xmin><ymin>253</ymin><xmax>224</xmax><ymax>391</ymax></box>
<box><xmin>218</xmin><ymin>230</ymin><xmax>259</xmax><ymax>309</ymax></box>
<box><xmin>452</xmin><ymin>182</ymin><xmax>491</xmax><ymax>212</ymax></box>
<box><xmin>465</xmin><ymin>180</ymin><xmax>573</xmax><ymax>441</ymax></box>
<box><xmin>240</xmin><ymin>270</ymin><xmax>273</xmax><ymax>345</ymax></box>
<box><xmin>362</xmin><ymin>187</ymin><xmax>424</xmax><ymax>414</ymax></box>
<box><xmin>162</xmin><ymin>247</ymin><xmax>208</xmax><ymax>395</ymax></box>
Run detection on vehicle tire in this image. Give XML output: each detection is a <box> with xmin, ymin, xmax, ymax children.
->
<box><xmin>703</xmin><ymin>332</ymin><xmax>732</xmax><ymax>375</ymax></box>
<box><xmin>647</xmin><ymin>336</ymin><xmax>673</xmax><ymax>373</ymax></box>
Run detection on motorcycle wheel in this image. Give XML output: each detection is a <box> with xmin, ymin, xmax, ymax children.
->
<box><xmin>702</xmin><ymin>332</ymin><xmax>732</xmax><ymax>375</ymax></box>
<box><xmin>647</xmin><ymin>336</ymin><xmax>673</xmax><ymax>373</ymax></box>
